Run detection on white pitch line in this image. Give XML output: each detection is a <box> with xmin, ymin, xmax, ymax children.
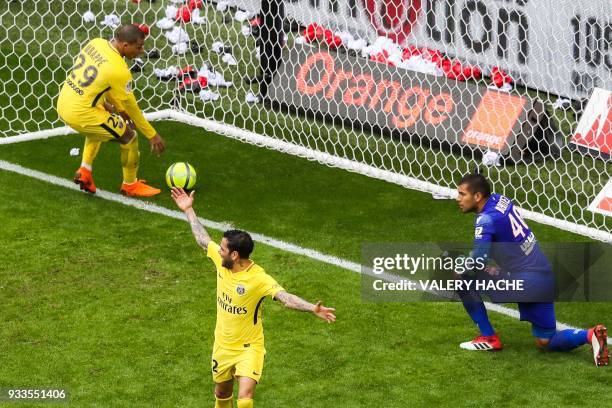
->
<box><xmin>0</xmin><ymin>159</ymin><xmax>608</xmax><ymax>344</ymax></box>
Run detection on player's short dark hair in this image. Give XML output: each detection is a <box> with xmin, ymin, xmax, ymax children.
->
<box><xmin>223</xmin><ymin>230</ymin><xmax>254</xmax><ymax>259</ymax></box>
<box><xmin>459</xmin><ymin>173</ymin><xmax>491</xmax><ymax>197</ymax></box>
<box><xmin>115</xmin><ymin>24</ymin><xmax>145</xmax><ymax>43</ymax></box>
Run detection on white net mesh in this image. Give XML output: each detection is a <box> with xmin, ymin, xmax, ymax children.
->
<box><xmin>1</xmin><ymin>0</ymin><xmax>611</xmax><ymax>239</ymax></box>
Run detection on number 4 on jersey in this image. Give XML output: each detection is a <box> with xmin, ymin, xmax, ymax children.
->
<box><xmin>508</xmin><ymin>207</ymin><xmax>529</xmax><ymax>238</ymax></box>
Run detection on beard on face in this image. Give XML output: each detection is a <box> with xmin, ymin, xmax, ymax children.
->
<box><xmin>222</xmin><ymin>258</ymin><xmax>234</xmax><ymax>269</ymax></box>
<box><xmin>462</xmin><ymin>202</ymin><xmax>478</xmax><ymax>213</ymax></box>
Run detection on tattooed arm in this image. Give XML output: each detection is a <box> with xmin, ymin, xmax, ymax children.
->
<box><xmin>274</xmin><ymin>291</ymin><xmax>336</xmax><ymax>323</ymax></box>
<box><xmin>184</xmin><ymin>207</ymin><xmax>211</xmax><ymax>249</ymax></box>
<box><xmin>170</xmin><ymin>187</ymin><xmax>211</xmax><ymax>249</ymax></box>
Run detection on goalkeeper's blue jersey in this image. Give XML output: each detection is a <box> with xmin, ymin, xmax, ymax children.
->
<box><xmin>473</xmin><ymin>194</ymin><xmax>551</xmax><ymax>274</ymax></box>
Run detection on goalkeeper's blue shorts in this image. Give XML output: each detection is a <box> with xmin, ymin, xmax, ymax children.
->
<box><xmin>518</xmin><ymin>302</ymin><xmax>557</xmax><ymax>338</ymax></box>
<box><xmin>461</xmin><ymin>270</ymin><xmax>557</xmax><ymax>337</ymax></box>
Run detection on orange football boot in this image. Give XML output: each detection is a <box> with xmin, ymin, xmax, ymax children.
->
<box><xmin>120</xmin><ymin>180</ymin><xmax>161</xmax><ymax>197</ymax></box>
<box><xmin>74</xmin><ymin>167</ymin><xmax>96</xmax><ymax>194</ymax></box>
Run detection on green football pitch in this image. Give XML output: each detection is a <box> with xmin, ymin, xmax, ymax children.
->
<box><xmin>0</xmin><ymin>121</ymin><xmax>609</xmax><ymax>407</ymax></box>
<box><xmin>1</xmin><ymin>0</ymin><xmax>610</xmax><ymax>405</ymax></box>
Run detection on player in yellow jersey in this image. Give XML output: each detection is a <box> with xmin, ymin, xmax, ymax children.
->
<box><xmin>56</xmin><ymin>24</ymin><xmax>166</xmax><ymax>197</ymax></box>
<box><xmin>170</xmin><ymin>187</ymin><xmax>336</xmax><ymax>408</ymax></box>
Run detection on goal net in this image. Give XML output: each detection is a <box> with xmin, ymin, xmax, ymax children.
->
<box><xmin>1</xmin><ymin>0</ymin><xmax>610</xmax><ymax>240</ymax></box>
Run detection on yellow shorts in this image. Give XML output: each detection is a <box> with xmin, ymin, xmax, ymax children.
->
<box><xmin>66</xmin><ymin>111</ymin><xmax>128</xmax><ymax>143</ymax></box>
<box><xmin>211</xmin><ymin>343</ymin><xmax>266</xmax><ymax>384</ymax></box>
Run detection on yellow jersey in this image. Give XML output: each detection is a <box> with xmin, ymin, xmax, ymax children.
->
<box><xmin>207</xmin><ymin>241</ymin><xmax>285</xmax><ymax>350</ymax></box>
<box><xmin>56</xmin><ymin>38</ymin><xmax>157</xmax><ymax>139</ymax></box>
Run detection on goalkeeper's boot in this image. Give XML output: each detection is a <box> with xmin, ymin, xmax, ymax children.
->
<box><xmin>590</xmin><ymin>324</ymin><xmax>608</xmax><ymax>367</ymax></box>
<box><xmin>120</xmin><ymin>179</ymin><xmax>161</xmax><ymax>197</ymax></box>
<box><xmin>460</xmin><ymin>334</ymin><xmax>503</xmax><ymax>351</ymax></box>
<box><xmin>74</xmin><ymin>167</ymin><xmax>96</xmax><ymax>194</ymax></box>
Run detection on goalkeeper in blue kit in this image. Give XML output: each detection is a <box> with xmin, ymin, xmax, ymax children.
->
<box><xmin>454</xmin><ymin>173</ymin><xmax>608</xmax><ymax>366</ymax></box>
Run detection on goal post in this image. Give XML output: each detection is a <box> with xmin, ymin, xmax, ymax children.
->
<box><xmin>0</xmin><ymin>0</ymin><xmax>610</xmax><ymax>241</ymax></box>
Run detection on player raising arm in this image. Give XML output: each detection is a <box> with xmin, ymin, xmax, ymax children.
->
<box><xmin>56</xmin><ymin>24</ymin><xmax>165</xmax><ymax>197</ymax></box>
<box><xmin>171</xmin><ymin>187</ymin><xmax>335</xmax><ymax>408</ymax></box>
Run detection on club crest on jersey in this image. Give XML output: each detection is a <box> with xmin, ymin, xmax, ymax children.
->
<box><xmin>236</xmin><ymin>284</ymin><xmax>246</xmax><ymax>295</ymax></box>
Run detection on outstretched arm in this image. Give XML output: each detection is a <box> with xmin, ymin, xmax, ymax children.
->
<box><xmin>274</xmin><ymin>291</ymin><xmax>336</xmax><ymax>323</ymax></box>
<box><xmin>171</xmin><ymin>187</ymin><xmax>211</xmax><ymax>250</ymax></box>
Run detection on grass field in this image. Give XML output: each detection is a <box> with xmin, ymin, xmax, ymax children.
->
<box><xmin>0</xmin><ymin>121</ymin><xmax>610</xmax><ymax>407</ymax></box>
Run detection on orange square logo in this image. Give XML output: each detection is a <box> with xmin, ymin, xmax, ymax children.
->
<box><xmin>462</xmin><ymin>91</ymin><xmax>526</xmax><ymax>150</ymax></box>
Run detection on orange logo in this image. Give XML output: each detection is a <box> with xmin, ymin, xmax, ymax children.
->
<box><xmin>462</xmin><ymin>91</ymin><xmax>526</xmax><ymax>150</ymax></box>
